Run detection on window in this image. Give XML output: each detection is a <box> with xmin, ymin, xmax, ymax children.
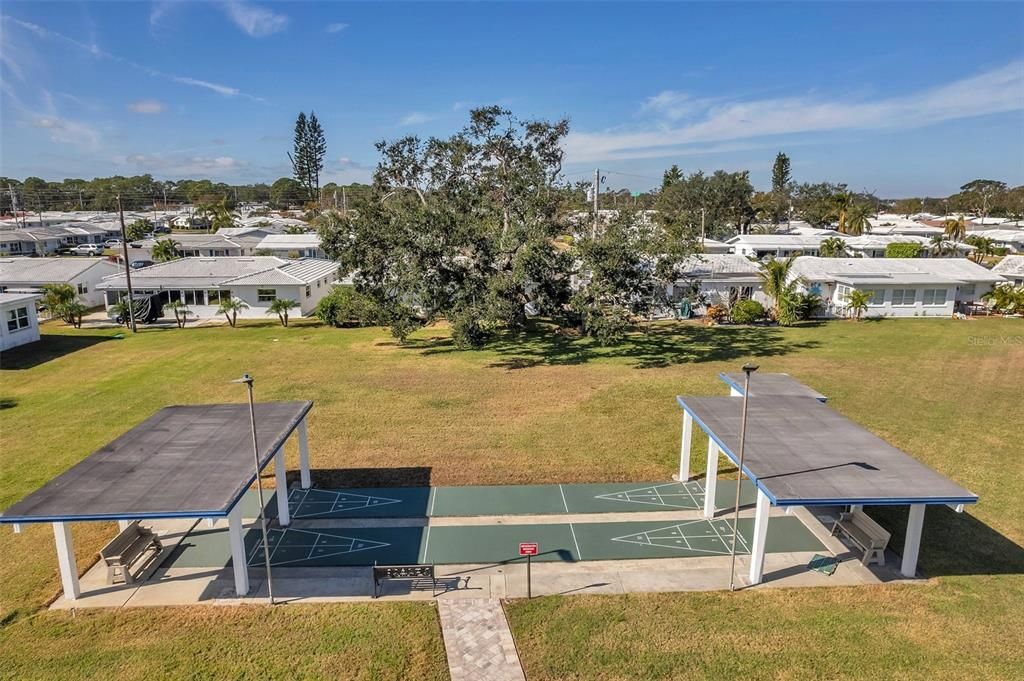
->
<box><xmin>168</xmin><ymin>290</ymin><xmax>182</xmax><ymax>303</ymax></box>
<box><xmin>6</xmin><ymin>306</ymin><xmax>29</xmax><ymax>332</ymax></box>
<box><xmin>960</xmin><ymin>284</ymin><xmax>976</xmax><ymax>297</ymax></box>
<box><xmin>77</xmin><ymin>282</ymin><xmax>88</xmax><ymax>294</ymax></box>
<box><xmin>836</xmin><ymin>284</ymin><xmax>851</xmax><ymax>301</ymax></box>
<box><xmin>891</xmin><ymin>289</ymin><xmax>916</xmax><ymax>306</ymax></box>
<box><xmin>923</xmin><ymin>288</ymin><xmax>947</xmax><ymax>306</ymax></box>
<box><xmin>305</xmin><ymin>285</ymin><xmax>311</xmax><ymax>297</ymax></box>
<box><xmin>184</xmin><ymin>290</ymin><xmax>200</xmax><ymax>305</ymax></box>
<box><xmin>865</xmin><ymin>289</ymin><xmax>885</xmax><ymax>305</ymax></box>
<box><xmin>257</xmin><ymin>288</ymin><xmax>277</xmax><ymax>302</ymax></box>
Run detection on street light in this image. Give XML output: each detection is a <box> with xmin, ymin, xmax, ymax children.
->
<box><xmin>729</xmin><ymin>362</ymin><xmax>759</xmax><ymax>591</ymax></box>
<box><xmin>232</xmin><ymin>373</ymin><xmax>275</xmax><ymax>605</ymax></box>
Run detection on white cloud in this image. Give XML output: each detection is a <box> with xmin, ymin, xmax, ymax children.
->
<box><xmin>223</xmin><ymin>1</ymin><xmax>289</xmax><ymax>38</ymax></box>
<box><xmin>325</xmin><ymin>22</ymin><xmax>349</xmax><ymax>34</ymax></box>
<box><xmin>128</xmin><ymin>99</ymin><xmax>166</xmax><ymax>114</ymax></box>
<box><xmin>30</xmin><ymin>114</ymin><xmax>101</xmax><ymax>150</ymax></box>
<box><xmin>399</xmin><ymin>112</ymin><xmax>436</xmax><ymax>126</ymax></box>
<box><xmin>565</xmin><ymin>61</ymin><xmax>1024</xmax><ymax>163</ymax></box>
<box><xmin>171</xmin><ymin>76</ymin><xmax>240</xmax><ymax>97</ymax></box>
<box><xmin>121</xmin><ymin>153</ymin><xmax>246</xmax><ymax>176</ymax></box>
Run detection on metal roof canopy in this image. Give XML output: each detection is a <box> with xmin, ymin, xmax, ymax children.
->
<box><xmin>677</xmin><ymin>395</ymin><xmax>977</xmax><ymax>507</ymax></box>
<box><xmin>719</xmin><ymin>372</ymin><xmax>828</xmax><ymax>402</ymax></box>
<box><xmin>0</xmin><ymin>401</ymin><xmax>312</xmax><ymax>524</ymax></box>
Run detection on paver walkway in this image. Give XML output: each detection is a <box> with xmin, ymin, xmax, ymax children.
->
<box><xmin>437</xmin><ymin>599</ymin><xmax>526</xmax><ymax>681</ymax></box>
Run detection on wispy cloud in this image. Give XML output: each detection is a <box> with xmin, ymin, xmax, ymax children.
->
<box><xmin>325</xmin><ymin>22</ymin><xmax>349</xmax><ymax>34</ymax></box>
<box><xmin>399</xmin><ymin>111</ymin><xmax>438</xmax><ymax>126</ymax></box>
<box><xmin>223</xmin><ymin>1</ymin><xmax>288</xmax><ymax>38</ymax></box>
<box><xmin>565</xmin><ymin>61</ymin><xmax>1024</xmax><ymax>163</ymax></box>
<box><xmin>119</xmin><ymin>152</ymin><xmax>247</xmax><ymax>176</ymax></box>
<box><xmin>3</xmin><ymin>16</ymin><xmax>266</xmax><ymax>102</ymax></box>
<box><xmin>128</xmin><ymin>99</ymin><xmax>167</xmax><ymax>114</ymax></box>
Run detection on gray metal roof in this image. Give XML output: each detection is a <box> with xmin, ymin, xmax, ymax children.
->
<box><xmin>790</xmin><ymin>257</ymin><xmax>1005</xmax><ymax>284</ymax></box>
<box><xmin>719</xmin><ymin>372</ymin><xmax>827</xmax><ymax>402</ymax></box>
<box><xmin>0</xmin><ymin>257</ymin><xmax>117</xmax><ymax>284</ymax></box>
<box><xmin>676</xmin><ymin>395</ymin><xmax>977</xmax><ymax>506</ymax></box>
<box><xmin>677</xmin><ymin>254</ymin><xmax>762</xmax><ymax>278</ymax></box>
<box><xmin>97</xmin><ymin>256</ymin><xmax>288</xmax><ymax>290</ymax></box>
<box><xmin>0</xmin><ymin>401</ymin><xmax>312</xmax><ymax>524</ymax></box>
<box><xmin>222</xmin><ymin>258</ymin><xmax>338</xmax><ymax>285</ymax></box>
<box><xmin>992</xmin><ymin>255</ymin><xmax>1024</xmax><ymax>277</ymax></box>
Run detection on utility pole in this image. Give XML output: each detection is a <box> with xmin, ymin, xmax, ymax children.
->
<box><xmin>592</xmin><ymin>168</ymin><xmax>601</xmax><ymax>238</ymax></box>
<box><xmin>78</xmin><ymin>190</ymin><xmax>84</xmax><ymax>210</ymax></box>
<box><xmin>7</xmin><ymin>184</ymin><xmax>21</xmax><ymax>227</ymax></box>
<box><xmin>700</xmin><ymin>207</ymin><xmax>706</xmax><ymax>246</ymax></box>
<box><xmin>342</xmin><ymin>187</ymin><xmax>347</xmax><ymax>216</ymax></box>
<box><xmin>117</xmin><ymin>194</ymin><xmax>138</xmax><ymax>333</ymax></box>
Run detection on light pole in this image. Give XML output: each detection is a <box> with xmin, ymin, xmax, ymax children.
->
<box><xmin>232</xmin><ymin>373</ymin><xmax>275</xmax><ymax>605</ymax></box>
<box><xmin>729</xmin><ymin>363</ymin><xmax>759</xmax><ymax>591</ymax></box>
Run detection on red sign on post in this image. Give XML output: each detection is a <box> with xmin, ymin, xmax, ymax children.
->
<box><xmin>519</xmin><ymin>542</ymin><xmax>539</xmax><ymax>556</ymax></box>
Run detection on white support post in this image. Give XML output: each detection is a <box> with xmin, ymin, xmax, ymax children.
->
<box><xmin>901</xmin><ymin>504</ymin><xmax>926</xmax><ymax>578</ymax></box>
<box><xmin>703</xmin><ymin>437</ymin><xmax>719</xmax><ymax>519</ymax></box>
<box><xmin>748</xmin><ymin>489</ymin><xmax>771</xmax><ymax>586</ymax></box>
<box><xmin>297</xmin><ymin>418</ymin><xmax>311</xmax><ymax>490</ymax></box>
<box><xmin>227</xmin><ymin>503</ymin><xmax>249</xmax><ymax>596</ymax></box>
<box><xmin>206</xmin><ymin>518</ymin><xmax>216</xmax><ymax>528</ymax></box>
<box><xmin>676</xmin><ymin>412</ymin><xmax>693</xmax><ymax>482</ymax></box>
<box><xmin>274</xmin><ymin>447</ymin><xmax>290</xmax><ymax>527</ymax></box>
<box><xmin>117</xmin><ymin>519</ymin><xmax>131</xmax><ymax>531</ymax></box>
<box><xmin>53</xmin><ymin>522</ymin><xmax>80</xmax><ymax>600</ymax></box>
<box><xmin>12</xmin><ymin>523</ymin><xmax>21</xmax><ymax>534</ymax></box>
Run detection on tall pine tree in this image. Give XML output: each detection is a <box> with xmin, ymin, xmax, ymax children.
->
<box><xmin>288</xmin><ymin>111</ymin><xmax>327</xmax><ymax>204</ymax></box>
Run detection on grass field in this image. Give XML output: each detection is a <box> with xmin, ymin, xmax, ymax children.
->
<box><xmin>1</xmin><ymin>316</ymin><xmax>1022</xmax><ymax>679</ymax></box>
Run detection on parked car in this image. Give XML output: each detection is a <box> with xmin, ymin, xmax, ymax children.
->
<box><xmin>130</xmin><ymin>259</ymin><xmax>154</xmax><ymax>269</ymax></box>
<box><xmin>72</xmin><ymin>243</ymin><xmax>104</xmax><ymax>256</ymax></box>
<box><xmin>104</xmin><ymin>239</ymin><xmax>123</xmax><ymax>248</ymax></box>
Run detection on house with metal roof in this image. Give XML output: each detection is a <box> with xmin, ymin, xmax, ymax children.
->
<box><xmin>788</xmin><ymin>257</ymin><xmax>1005</xmax><ymax>318</ymax></box>
<box><xmin>0</xmin><ymin>292</ymin><xmax>42</xmax><ymax>351</ymax></box>
<box><xmin>96</xmin><ymin>256</ymin><xmax>342</xmax><ymax>319</ymax></box>
<box><xmin>133</xmin><ymin>233</ymin><xmax>264</xmax><ymax>258</ymax></box>
<box><xmin>254</xmin><ymin>233</ymin><xmax>325</xmax><ymax>258</ymax></box>
<box><xmin>992</xmin><ymin>255</ymin><xmax>1024</xmax><ymax>286</ymax></box>
<box><xmin>0</xmin><ymin>257</ymin><xmax>120</xmax><ymax>307</ymax></box>
<box><xmin>726</xmin><ymin>234</ymin><xmax>829</xmax><ymax>259</ymax></box>
<box><xmin>669</xmin><ymin>254</ymin><xmax>768</xmax><ymax>313</ymax></box>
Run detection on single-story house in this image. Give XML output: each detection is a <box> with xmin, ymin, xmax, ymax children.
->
<box><xmin>841</xmin><ymin>234</ymin><xmax>972</xmax><ymax>258</ymax></box>
<box><xmin>788</xmin><ymin>257</ymin><xmax>1006</xmax><ymax>318</ymax></box>
<box><xmin>254</xmin><ymin>234</ymin><xmax>325</xmax><ymax>259</ymax></box>
<box><xmin>0</xmin><ymin>229</ymin><xmax>66</xmax><ymax>256</ymax></box>
<box><xmin>134</xmin><ymin>233</ymin><xmax>263</xmax><ymax>258</ymax></box>
<box><xmin>992</xmin><ymin>255</ymin><xmax>1024</xmax><ymax>286</ymax></box>
<box><xmin>0</xmin><ymin>292</ymin><xmax>42</xmax><ymax>351</ymax></box>
<box><xmin>96</xmin><ymin>256</ymin><xmax>341</xmax><ymax>319</ymax></box>
<box><xmin>968</xmin><ymin>229</ymin><xmax>1024</xmax><ymax>253</ymax></box>
<box><xmin>727</xmin><ymin>234</ymin><xmax>829</xmax><ymax>259</ymax></box>
<box><xmin>668</xmin><ymin>254</ymin><xmax>768</xmax><ymax>313</ymax></box>
<box><xmin>698</xmin><ymin>238</ymin><xmax>733</xmax><ymax>254</ymax></box>
<box><xmin>0</xmin><ymin>257</ymin><xmax>120</xmax><ymax>307</ymax></box>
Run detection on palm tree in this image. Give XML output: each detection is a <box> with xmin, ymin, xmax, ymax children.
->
<box><xmin>845</xmin><ymin>289</ymin><xmax>873</xmax><ymax>321</ymax></box>
<box><xmin>61</xmin><ymin>301</ymin><xmax>88</xmax><ymax>329</ymax></box>
<box><xmin>152</xmin><ymin>238</ymin><xmax>181</xmax><ymax>263</ymax></box>
<box><xmin>109</xmin><ymin>299</ymin><xmax>138</xmax><ymax>327</ymax></box>
<box><xmin>970</xmin><ymin>237</ymin><xmax>995</xmax><ymax>263</ymax></box>
<box><xmin>40</xmin><ymin>283</ymin><xmax>76</xmax><ymax>321</ymax></box>
<box><xmin>982</xmin><ymin>284</ymin><xmax>1024</xmax><ymax>315</ymax></box>
<box><xmin>929</xmin><ymin>233</ymin><xmax>953</xmax><ymax>257</ymax></box>
<box><xmin>165</xmin><ymin>300</ymin><xmax>191</xmax><ymax>328</ymax></box>
<box><xmin>831</xmin><ymin>191</ymin><xmax>852</xmax><ymax>233</ymax></box>
<box><xmin>267</xmin><ymin>298</ymin><xmax>298</xmax><ymax>327</ymax></box>
<box><xmin>818</xmin><ymin>236</ymin><xmax>849</xmax><ymax>258</ymax></box>
<box><xmin>217</xmin><ymin>297</ymin><xmax>249</xmax><ymax>327</ymax></box>
<box><xmin>944</xmin><ymin>216</ymin><xmax>966</xmax><ymax>243</ymax></box>
<box><xmin>757</xmin><ymin>256</ymin><xmax>803</xmax><ymax>325</ymax></box>
<box><xmin>209</xmin><ymin>198</ymin><xmax>239</xmax><ymax>233</ymax></box>
<box><xmin>844</xmin><ymin>203</ymin><xmax>872</xmax><ymax>236</ymax></box>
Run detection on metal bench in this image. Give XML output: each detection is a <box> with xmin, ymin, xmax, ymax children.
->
<box><xmin>372</xmin><ymin>563</ymin><xmax>436</xmax><ymax>598</ymax></box>
<box><xmin>99</xmin><ymin>521</ymin><xmax>162</xmax><ymax>585</ymax></box>
<box><xmin>831</xmin><ymin>509</ymin><xmax>890</xmax><ymax>566</ymax></box>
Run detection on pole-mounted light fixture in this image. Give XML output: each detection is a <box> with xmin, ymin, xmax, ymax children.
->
<box><xmin>729</xmin><ymin>362</ymin><xmax>759</xmax><ymax>591</ymax></box>
<box><xmin>232</xmin><ymin>373</ymin><xmax>275</xmax><ymax>605</ymax></box>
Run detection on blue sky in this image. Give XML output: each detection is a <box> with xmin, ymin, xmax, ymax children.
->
<box><xmin>1</xmin><ymin>1</ymin><xmax>1022</xmax><ymax>196</ymax></box>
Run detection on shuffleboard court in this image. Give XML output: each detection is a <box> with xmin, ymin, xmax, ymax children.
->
<box><xmin>240</xmin><ymin>480</ymin><xmax>757</xmax><ymax>520</ymax></box>
<box><xmin>166</xmin><ymin>515</ymin><xmax>823</xmax><ymax>569</ymax></box>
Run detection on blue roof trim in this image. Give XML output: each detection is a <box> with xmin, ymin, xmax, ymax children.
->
<box><xmin>0</xmin><ymin>400</ymin><xmax>312</xmax><ymax>526</ymax></box>
<box><xmin>718</xmin><ymin>372</ymin><xmax>745</xmax><ymax>395</ymax></box>
<box><xmin>675</xmin><ymin>395</ymin><xmax>978</xmax><ymax>508</ymax></box>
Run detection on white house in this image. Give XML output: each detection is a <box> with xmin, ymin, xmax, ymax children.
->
<box><xmin>0</xmin><ymin>257</ymin><xmax>120</xmax><ymax>307</ymax></box>
<box><xmin>992</xmin><ymin>255</ymin><xmax>1024</xmax><ymax>286</ymax></box>
<box><xmin>727</xmin><ymin>234</ymin><xmax>829</xmax><ymax>259</ymax></box>
<box><xmin>134</xmin><ymin>233</ymin><xmax>263</xmax><ymax>258</ymax></box>
<box><xmin>969</xmin><ymin>229</ymin><xmax>1024</xmax><ymax>253</ymax></box>
<box><xmin>669</xmin><ymin>254</ymin><xmax>768</xmax><ymax>314</ymax></box>
<box><xmin>788</xmin><ymin>257</ymin><xmax>1006</xmax><ymax>318</ymax></box>
<box><xmin>96</xmin><ymin>256</ymin><xmax>340</xmax><ymax>319</ymax></box>
<box><xmin>840</xmin><ymin>234</ymin><xmax>972</xmax><ymax>258</ymax></box>
<box><xmin>0</xmin><ymin>292</ymin><xmax>42</xmax><ymax>351</ymax></box>
<box><xmin>255</xmin><ymin>234</ymin><xmax>325</xmax><ymax>259</ymax></box>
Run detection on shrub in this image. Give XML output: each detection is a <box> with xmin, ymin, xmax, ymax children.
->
<box><xmin>705</xmin><ymin>304</ymin><xmax>729</xmax><ymax>324</ymax></box>
<box><xmin>730</xmin><ymin>299</ymin><xmax>765</xmax><ymax>324</ymax></box>
<box><xmin>449</xmin><ymin>307</ymin><xmax>492</xmax><ymax>349</ymax></box>
<box><xmin>587</xmin><ymin>306</ymin><xmax>631</xmax><ymax>345</ymax></box>
<box><xmin>792</xmin><ymin>292</ymin><xmax>823</xmax><ymax>321</ymax></box>
<box><xmin>885</xmin><ymin>242</ymin><xmax>922</xmax><ymax>258</ymax></box>
<box><xmin>314</xmin><ymin>287</ymin><xmax>383</xmax><ymax>327</ymax></box>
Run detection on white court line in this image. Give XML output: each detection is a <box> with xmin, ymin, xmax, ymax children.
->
<box><xmin>421</xmin><ymin>524</ymin><xmax>432</xmax><ymax>564</ymax></box>
<box><xmin>652</xmin><ymin>485</ymin><xmax>668</xmax><ymax>507</ymax></box>
<box><xmin>428</xmin><ymin>487</ymin><xmax>437</xmax><ymax>517</ymax></box>
<box><xmin>568</xmin><ymin>522</ymin><xmax>582</xmax><ymax>560</ymax></box>
<box><xmin>558</xmin><ymin>484</ymin><xmax>570</xmax><ymax>513</ymax></box>
<box><xmin>682</xmin><ymin>481</ymin><xmax>703</xmax><ymax>509</ymax></box>
<box><xmin>706</xmin><ymin>519</ymin><xmax>737</xmax><ymax>554</ymax></box>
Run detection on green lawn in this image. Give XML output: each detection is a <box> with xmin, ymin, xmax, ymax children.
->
<box><xmin>1</xmin><ymin>317</ymin><xmax>1021</xmax><ymax>679</ymax></box>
